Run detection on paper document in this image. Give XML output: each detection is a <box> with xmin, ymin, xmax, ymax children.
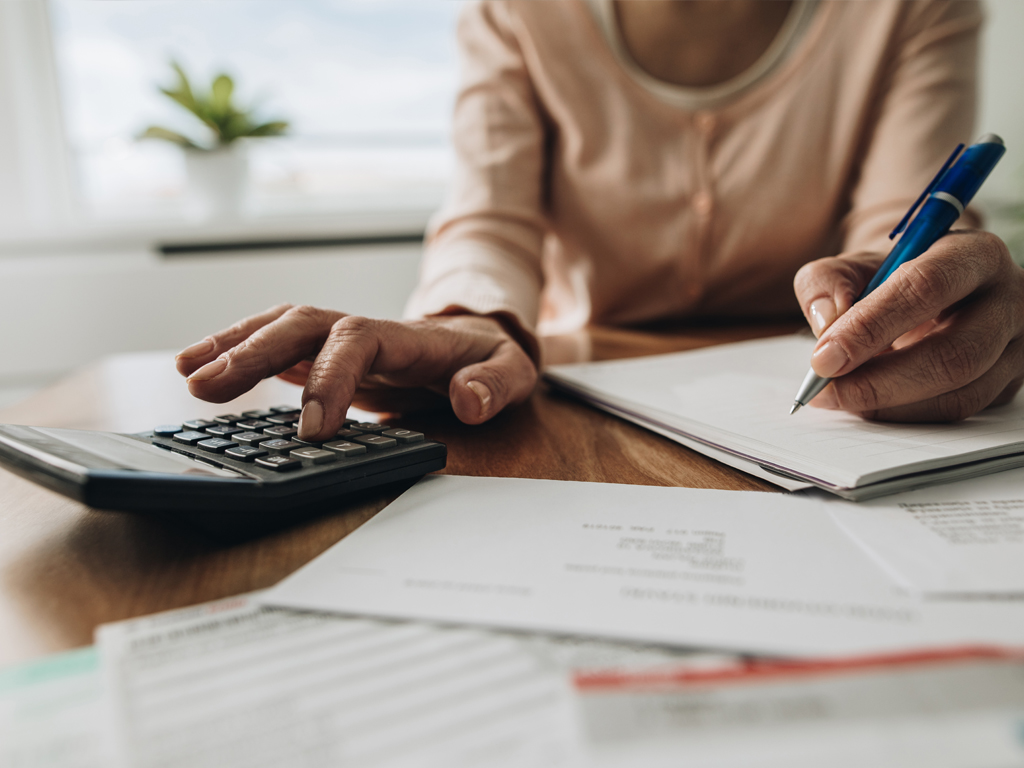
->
<box><xmin>0</xmin><ymin>647</ymin><xmax>108</xmax><ymax>768</ymax></box>
<box><xmin>545</xmin><ymin>335</ymin><xmax>1024</xmax><ymax>498</ymax></box>
<box><xmin>264</xmin><ymin>475</ymin><xmax>1024</xmax><ymax>657</ymax></box>
<box><xmin>828</xmin><ymin>467</ymin><xmax>1024</xmax><ymax>595</ymax></box>
<box><xmin>98</xmin><ymin>593</ymin><xmax>582</xmax><ymax>768</ymax></box>
<box><xmin>574</xmin><ymin>649</ymin><xmax>1024</xmax><ymax>768</ymax></box>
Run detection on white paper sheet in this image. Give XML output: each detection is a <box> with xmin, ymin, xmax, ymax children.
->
<box><xmin>98</xmin><ymin>593</ymin><xmax>582</xmax><ymax>768</ymax></box>
<box><xmin>574</xmin><ymin>650</ymin><xmax>1024</xmax><ymax>768</ymax></box>
<box><xmin>263</xmin><ymin>475</ymin><xmax>1024</xmax><ymax>657</ymax></box>
<box><xmin>0</xmin><ymin>647</ymin><xmax>108</xmax><ymax>768</ymax></box>
<box><xmin>545</xmin><ymin>335</ymin><xmax>1024</xmax><ymax>492</ymax></box>
<box><xmin>826</xmin><ymin>467</ymin><xmax>1024</xmax><ymax>595</ymax></box>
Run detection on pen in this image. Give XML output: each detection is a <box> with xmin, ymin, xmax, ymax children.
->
<box><xmin>790</xmin><ymin>133</ymin><xmax>1007</xmax><ymax>415</ymax></box>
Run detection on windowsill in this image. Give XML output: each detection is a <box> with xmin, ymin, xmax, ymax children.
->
<box><xmin>0</xmin><ymin>198</ymin><xmax>438</xmax><ymax>258</ymax></box>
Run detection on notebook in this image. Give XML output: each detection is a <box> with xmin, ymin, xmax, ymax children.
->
<box><xmin>545</xmin><ymin>335</ymin><xmax>1024</xmax><ymax>500</ymax></box>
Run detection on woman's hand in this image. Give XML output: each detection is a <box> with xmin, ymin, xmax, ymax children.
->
<box><xmin>174</xmin><ymin>305</ymin><xmax>538</xmax><ymax>440</ymax></box>
<box><xmin>793</xmin><ymin>230</ymin><xmax>1024</xmax><ymax>422</ymax></box>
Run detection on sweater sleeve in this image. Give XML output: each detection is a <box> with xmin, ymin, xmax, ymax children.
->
<box><xmin>842</xmin><ymin>0</ymin><xmax>983</xmax><ymax>255</ymax></box>
<box><xmin>404</xmin><ymin>1</ymin><xmax>547</xmax><ymax>363</ymax></box>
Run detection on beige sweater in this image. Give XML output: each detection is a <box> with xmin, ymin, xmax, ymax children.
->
<box><xmin>406</xmin><ymin>0</ymin><xmax>981</xmax><ymax>357</ymax></box>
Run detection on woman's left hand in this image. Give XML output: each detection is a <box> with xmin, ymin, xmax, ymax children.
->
<box><xmin>793</xmin><ymin>230</ymin><xmax>1024</xmax><ymax>421</ymax></box>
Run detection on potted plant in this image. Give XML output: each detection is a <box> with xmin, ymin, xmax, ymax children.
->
<box><xmin>140</xmin><ymin>61</ymin><xmax>289</xmax><ymax>219</ymax></box>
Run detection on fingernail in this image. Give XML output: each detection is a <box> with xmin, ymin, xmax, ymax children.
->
<box><xmin>298</xmin><ymin>400</ymin><xmax>323</xmax><ymax>438</ymax></box>
<box><xmin>176</xmin><ymin>338</ymin><xmax>213</xmax><ymax>359</ymax></box>
<box><xmin>810</xmin><ymin>385</ymin><xmax>839</xmax><ymax>410</ymax></box>
<box><xmin>808</xmin><ymin>298</ymin><xmax>837</xmax><ymax>338</ymax></box>
<box><xmin>811</xmin><ymin>341</ymin><xmax>848</xmax><ymax>379</ymax></box>
<box><xmin>466</xmin><ymin>380</ymin><xmax>492</xmax><ymax>418</ymax></box>
<box><xmin>187</xmin><ymin>357</ymin><xmax>227</xmax><ymax>382</ymax></box>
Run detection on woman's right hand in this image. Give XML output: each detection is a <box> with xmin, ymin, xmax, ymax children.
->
<box><xmin>174</xmin><ymin>304</ymin><xmax>538</xmax><ymax>441</ymax></box>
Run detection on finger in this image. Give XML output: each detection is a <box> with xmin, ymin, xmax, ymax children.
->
<box><xmin>175</xmin><ymin>303</ymin><xmax>294</xmax><ymax>376</ymax></box>
<box><xmin>811</xmin><ymin>232</ymin><xmax>1011</xmax><ymax>380</ymax></box>
<box><xmin>449</xmin><ymin>338</ymin><xmax>537</xmax><ymax>424</ymax></box>
<box><xmin>187</xmin><ymin>305</ymin><xmax>344</xmax><ymax>403</ymax></box>
<box><xmin>793</xmin><ymin>252</ymin><xmax>882</xmax><ymax>337</ymax></box>
<box><xmin>821</xmin><ymin>294</ymin><xmax>1015</xmax><ymax>411</ymax></box>
<box><xmin>854</xmin><ymin>336</ymin><xmax>1024</xmax><ymax>422</ymax></box>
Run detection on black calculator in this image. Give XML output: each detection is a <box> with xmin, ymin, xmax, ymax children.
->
<box><xmin>0</xmin><ymin>406</ymin><xmax>446</xmax><ymax>539</ymax></box>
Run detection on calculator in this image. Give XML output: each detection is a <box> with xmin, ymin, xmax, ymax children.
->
<box><xmin>0</xmin><ymin>406</ymin><xmax>446</xmax><ymax>539</ymax></box>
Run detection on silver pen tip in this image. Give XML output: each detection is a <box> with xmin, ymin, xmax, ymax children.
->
<box><xmin>789</xmin><ymin>402</ymin><xmax>802</xmax><ymax>415</ymax></box>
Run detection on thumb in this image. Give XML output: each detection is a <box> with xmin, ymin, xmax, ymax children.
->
<box><xmin>449</xmin><ymin>338</ymin><xmax>537</xmax><ymax>424</ymax></box>
<box><xmin>793</xmin><ymin>251</ymin><xmax>883</xmax><ymax>338</ymax></box>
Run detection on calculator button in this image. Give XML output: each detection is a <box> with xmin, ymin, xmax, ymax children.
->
<box><xmin>266</xmin><ymin>413</ymin><xmax>301</xmax><ymax>425</ymax></box>
<box><xmin>293</xmin><ymin>437</ymin><xmax>323</xmax><ymax>448</ymax></box>
<box><xmin>173</xmin><ymin>431</ymin><xmax>212</xmax><ymax>446</ymax></box>
<box><xmin>153</xmin><ymin>424</ymin><xmax>182</xmax><ymax>437</ymax></box>
<box><xmin>263</xmin><ymin>425</ymin><xmax>298</xmax><ymax>438</ymax></box>
<box><xmin>353</xmin><ymin>434</ymin><xmax>398</xmax><ymax>450</ymax></box>
<box><xmin>323</xmin><ymin>440</ymin><xmax>367</xmax><ymax>457</ymax></box>
<box><xmin>183</xmin><ymin>419</ymin><xmax>217</xmax><ymax>431</ymax></box>
<box><xmin>333</xmin><ymin>428</ymin><xmax>364</xmax><ymax>440</ymax></box>
<box><xmin>255</xmin><ymin>455</ymin><xmax>302</xmax><ymax>471</ymax></box>
<box><xmin>236</xmin><ymin>419</ymin><xmax>272</xmax><ymax>431</ymax></box>
<box><xmin>224</xmin><ymin>445</ymin><xmax>268</xmax><ymax>462</ymax></box>
<box><xmin>261</xmin><ymin>439</ymin><xmax>302</xmax><ymax>455</ymax></box>
<box><xmin>343</xmin><ymin>418</ymin><xmax>358</xmax><ymax>427</ymax></box>
<box><xmin>213</xmin><ymin>414</ymin><xmax>244</xmax><ymax>425</ymax></box>
<box><xmin>351</xmin><ymin>422</ymin><xmax>389</xmax><ymax>433</ymax></box>
<box><xmin>270</xmin><ymin>405</ymin><xmax>298</xmax><ymax>413</ymax></box>
<box><xmin>290</xmin><ymin>447</ymin><xmax>337</xmax><ymax>465</ymax></box>
<box><xmin>241</xmin><ymin>409</ymin><xmax>275</xmax><ymax>420</ymax></box>
<box><xmin>205</xmin><ymin>424</ymin><xmax>242</xmax><ymax>438</ymax></box>
<box><xmin>382</xmin><ymin>428</ymin><xmax>424</xmax><ymax>444</ymax></box>
<box><xmin>198</xmin><ymin>438</ymin><xmax>237</xmax><ymax>454</ymax></box>
<box><xmin>232</xmin><ymin>431</ymin><xmax>271</xmax><ymax>446</ymax></box>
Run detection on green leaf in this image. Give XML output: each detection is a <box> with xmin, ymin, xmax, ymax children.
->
<box><xmin>137</xmin><ymin>125</ymin><xmax>202</xmax><ymax>149</ymax></box>
<box><xmin>210</xmin><ymin>74</ymin><xmax>234</xmax><ymax>117</ymax></box>
<box><xmin>167</xmin><ymin>60</ymin><xmax>197</xmax><ymax>113</ymax></box>
<box><xmin>247</xmin><ymin>120</ymin><xmax>289</xmax><ymax>137</ymax></box>
<box><xmin>219</xmin><ymin>112</ymin><xmax>256</xmax><ymax>144</ymax></box>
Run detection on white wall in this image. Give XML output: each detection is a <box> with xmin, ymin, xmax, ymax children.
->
<box><xmin>0</xmin><ymin>243</ymin><xmax>422</xmax><ymax>392</ymax></box>
<box><xmin>977</xmin><ymin>0</ymin><xmax>1024</xmax><ymax>204</ymax></box>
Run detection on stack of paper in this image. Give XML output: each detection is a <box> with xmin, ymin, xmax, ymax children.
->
<box><xmin>544</xmin><ymin>335</ymin><xmax>1024</xmax><ymax>499</ymax></box>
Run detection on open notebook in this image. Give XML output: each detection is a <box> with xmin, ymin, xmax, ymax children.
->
<box><xmin>545</xmin><ymin>335</ymin><xmax>1024</xmax><ymax>500</ymax></box>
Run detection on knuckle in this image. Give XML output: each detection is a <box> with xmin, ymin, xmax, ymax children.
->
<box><xmin>936</xmin><ymin>388</ymin><xmax>984</xmax><ymax>423</ymax></box>
<box><xmin>331</xmin><ymin>314</ymin><xmax>376</xmax><ymax>339</ymax></box>
<box><xmin>285</xmin><ymin>304</ymin><xmax>327</xmax><ymax>328</ymax></box>
<box><xmin>927</xmin><ymin>338</ymin><xmax>985</xmax><ymax>388</ymax></box>
<box><xmin>836</xmin><ymin>309</ymin><xmax>891</xmax><ymax>356</ymax></box>
<box><xmin>836</xmin><ymin>372</ymin><xmax>888</xmax><ymax>411</ymax></box>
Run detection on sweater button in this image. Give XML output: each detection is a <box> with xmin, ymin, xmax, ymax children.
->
<box><xmin>693</xmin><ymin>191</ymin><xmax>713</xmax><ymax>216</ymax></box>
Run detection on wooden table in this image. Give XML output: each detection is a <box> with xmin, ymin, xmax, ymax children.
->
<box><xmin>0</xmin><ymin>322</ymin><xmax>799</xmax><ymax>666</ymax></box>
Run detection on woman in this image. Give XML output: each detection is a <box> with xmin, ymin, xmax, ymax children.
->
<box><xmin>176</xmin><ymin>0</ymin><xmax>1024</xmax><ymax>442</ymax></box>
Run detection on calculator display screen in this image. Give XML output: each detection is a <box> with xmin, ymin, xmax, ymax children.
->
<box><xmin>0</xmin><ymin>426</ymin><xmax>239</xmax><ymax>478</ymax></box>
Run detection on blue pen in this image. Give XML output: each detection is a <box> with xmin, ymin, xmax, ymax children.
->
<box><xmin>790</xmin><ymin>133</ymin><xmax>1007</xmax><ymax>414</ymax></box>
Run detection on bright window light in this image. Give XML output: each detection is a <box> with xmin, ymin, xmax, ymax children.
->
<box><xmin>48</xmin><ymin>0</ymin><xmax>461</xmax><ymax>221</ymax></box>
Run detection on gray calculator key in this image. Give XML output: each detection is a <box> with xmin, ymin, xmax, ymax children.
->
<box><xmin>263</xmin><ymin>425</ymin><xmax>298</xmax><ymax>438</ymax></box>
<box><xmin>173</xmin><ymin>430</ymin><xmax>212</xmax><ymax>446</ymax></box>
<box><xmin>351</xmin><ymin>422</ymin><xmax>388</xmax><ymax>433</ymax></box>
<box><xmin>382</xmin><ymin>428</ymin><xmax>424</xmax><ymax>444</ymax></box>
<box><xmin>322</xmin><ymin>440</ymin><xmax>367</xmax><ymax>457</ymax></box>
<box><xmin>261</xmin><ymin>439</ymin><xmax>302</xmax><ymax>455</ymax></box>
<box><xmin>153</xmin><ymin>424</ymin><xmax>182</xmax><ymax>437</ymax></box>
<box><xmin>353</xmin><ymin>434</ymin><xmax>397</xmax><ymax>450</ymax></box>
<box><xmin>266</xmin><ymin>413</ymin><xmax>301</xmax><ymax>425</ymax></box>
<box><xmin>214</xmin><ymin>414</ymin><xmax>244</xmax><ymax>425</ymax></box>
<box><xmin>233</xmin><ymin>431</ymin><xmax>271</xmax><ymax>446</ymax></box>
<box><xmin>290</xmin><ymin>447</ymin><xmax>337</xmax><ymax>465</ymax></box>
<box><xmin>198</xmin><ymin>438</ymin><xmax>237</xmax><ymax>453</ymax></box>
<box><xmin>224</xmin><ymin>445</ymin><xmax>268</xmax><ymax>462</ymax></box>
<box><xmin>182</xmin><ymin>419</ymin><xmax>217</xmax><ymax>431</ymax></box>
<box><xmin>255</xmin><ymin>455</ymin><xmax>301</xmax><ymax>471</ymax></box>
<box><xmin>270</xmin><ymin>405</ymin><xmax>298</xmax><ymax>413</ymax></box>
<box><xmin>333</xmin><ymin>428</ymin><xmax>363</xmax><ymax>440</ymax></box>
<box><xmin>236</xmin><ymin>419</ymin><xmax>272</xmax><ymax>431</ymax></box>
<box><xmin>241</xmin><ymin>409</ymin><xmax>275</xmax><ymax>420</ymax></box>
<box><xmin>205</xmin><ymin>424</ymin><xmax>242</xmax><ymax>438</ymax></box>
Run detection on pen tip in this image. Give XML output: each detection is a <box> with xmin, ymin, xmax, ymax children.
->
<box><xmin>789</xmin><ymin>403</ymin><xmax>802</xmax><ymax>415</ymax></box>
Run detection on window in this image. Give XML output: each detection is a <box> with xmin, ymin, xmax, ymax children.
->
<box><xmin>48</xmin><ymin>0</ymin><xmax>461</xmax><ymax>225</ymax></box>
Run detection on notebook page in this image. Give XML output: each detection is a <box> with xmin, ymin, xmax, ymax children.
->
<box><xmin>547</xmin><ymin>336</ymin><xmax>1024</xmax><ymax>488</ymax></box>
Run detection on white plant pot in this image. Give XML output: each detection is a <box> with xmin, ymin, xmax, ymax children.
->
<box><xmin>184</xmin><ymin>144</ymin><xmax>249</xmax><ymax>221</ymax></box>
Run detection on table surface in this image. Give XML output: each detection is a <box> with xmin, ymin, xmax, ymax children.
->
<box><xmin>0</xmin><ymin>321</ymin><xmax>799</xmax><ymax>666</ymax></box>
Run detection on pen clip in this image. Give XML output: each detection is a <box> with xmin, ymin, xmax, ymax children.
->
<box><xmin>888</xmin><ymin>142</ymin><xmax>965</xmax><ymax>240</ymax></box>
